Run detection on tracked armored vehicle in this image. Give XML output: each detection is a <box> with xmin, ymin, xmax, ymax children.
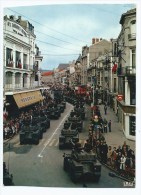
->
<box><xmin>68</xmin><ymin>115</ymin><xmax>83</xmax><ymax>132</ymax></box>
<box><xmin>59</xmin><ymin>128</ymin><xmax>79</xmax><ymax>149</ymax></box>
<box><xmin>74</xmin><ymin>106</ymin><xmax>85</xmax><ymax>120</ymax></box>
<box><xmin>39</xmin><ymin>116</ymin><xmax>50</xmax><ymax>132</ymax></box>
<box><xmin>63</xmin><ymin>145</ymin><xmax>101</xmax><ymax>183</ymax></box>
<box><xmin>19</xmin><ymin>123</ymin><xmax>42</xmax><ymax>145</ymax></box>
<box><xmin>3</xmin><ymin>162</ymin><xmax>13</xmax><ymax>186</ymax></box>
<box><xmin>48</xmin><ymin>107</ymin><xmax>60</xmax><ymax>119</ymax></box>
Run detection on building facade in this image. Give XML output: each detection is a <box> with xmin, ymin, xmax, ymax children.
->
<box><xmin>117</xmin><ymin>8</ymin><xmax>136</xmax><ymax>140</ymax></box>
<box><xmin>3</xmin><ymin>15</ymin><xmax>43</xmax><ymax>117</ymax></box>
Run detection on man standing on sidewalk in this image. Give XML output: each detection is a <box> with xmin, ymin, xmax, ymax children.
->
<box><xmin>104</xmin><ymin>104</ymin><xmax>107</xmax><ymax>115</ymax></box>
<box><xmin>108</xmin><ymin>120</ymin><xmax>112</xmax><ymax>132</ymax></box>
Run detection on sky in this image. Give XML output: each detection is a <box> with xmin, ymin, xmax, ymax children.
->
<box><xmin>2</xmin><ymin>2</ymin><xmax>136</xmax><ymax>71</ymax></box>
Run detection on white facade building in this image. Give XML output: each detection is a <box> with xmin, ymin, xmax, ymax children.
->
<box><xmin>3</xmin><ymin>15</ymin><xmax>43</xmax><ymax>116</ymax></box>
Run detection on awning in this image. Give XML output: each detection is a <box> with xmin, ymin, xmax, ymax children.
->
<box><xmin>13</xmin><ymin>90</ymin><xmax>44</xmax><ymax>108</ymax></box>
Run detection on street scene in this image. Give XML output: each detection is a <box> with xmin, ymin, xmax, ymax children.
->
<box><xmin>2</xmin><ymin>1</ymin><xmax>138</xmax><ymax>194</ymax></box>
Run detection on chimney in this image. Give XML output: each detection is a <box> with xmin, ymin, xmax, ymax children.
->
<box><xmin>92</xmin><ymin>38</ymin><xmax>101</xmax><ymax>44</ymax></box>
<box><xmin>18</xmin><ymin>16</ymin><xmax>21</xmax><ymax>21</ymax></box>
<box><xmin>92</xmin><ymin>38</ymin><xmax>96</xmax><ymax>44</ymax></box>
<box><xmin>10</xmin><ymin>15</ymin><xmax>15</xmax><ymax>20</ymax></box>
<box><xmin>96</xmin><ymin>38</ymin><xmax>99</xmax><ymax>43</ymax></box>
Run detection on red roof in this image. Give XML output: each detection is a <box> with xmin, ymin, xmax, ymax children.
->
<box><xmin>41</xmin><ymin>71</ymin><xmax>54</xmax><ymax>76</ymax></box>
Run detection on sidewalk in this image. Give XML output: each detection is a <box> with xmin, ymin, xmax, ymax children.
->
<box><xmin>97</xmin><ymin>104</ymin><xmax>135</xmax><ymax>152</ymax></box>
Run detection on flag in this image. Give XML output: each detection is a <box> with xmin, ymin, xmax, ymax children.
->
<box><xmin>112</xmin><ymin>64</ymin><xmax>117</xmax><ymax>73</ymax></box>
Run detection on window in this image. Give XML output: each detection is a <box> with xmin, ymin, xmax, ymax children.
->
<box><xmin>6</xmin><ymin>72</ymin><xmax>12</xmax><ymax>84</ymax></box>
<box><xmin>23</xmin><ymin>54</ymin><xmax>27</xmax><ymax>69</ymax></box>
<box><xmin>130</xmin><ymin>80</ymin><xmax>136</xmax><ymax>105</ymax></box>
<box><xmin>113</xmin><ymin>78</ymin><xmax>116</xmax><ymax>93</ymax></box>
<box><xmin>129</xmin><ymin>116</ymin><xmax>135</xmax><ymax>136</ymax></box>
<box><xmin>15</xmin><ymin>73</ymin><xmax>21</xmax><ymax>84</ymax></box>
<box><xmin>6</xmin><ymin>48</ymin><xmax>13</xmax><ymax>67</ymax></box>
<box><xmin>130</xmin><ymin>20</ymin><xmax>136</xmax><ymax>34</ymax></box>
<box><xmin>131</xmin><ymin>49</ymin><xmax>136</xmax><ymax>68</ymax></box>
<box><xmin>7</xmin><ymin>22</ymin><xmax>11</xmax><ymax>27</ymax></box>
<box><xmin>15</xmin><ymin>51</ymin><xmax>22</xmax><ymax>68</ymax></box>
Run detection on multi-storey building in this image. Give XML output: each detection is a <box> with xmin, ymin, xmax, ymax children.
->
<box><xmin>3</xmin><ymin>15</ymin><xmax>43</xmax><ymax>117</ymax></box>
<box><xmin>74</xmin><ymin>54</ymin><xmax>82</xmax><ymax>86</ymax></box>
<box><xmin>81</xmin><ymin>45</ymin><xmax>89</xmax><ymax>85</ymax></box>
<box><xmin>117</xmin><ymin>8</ymin><xmax>136</xmax><ymax>140</ymax></box>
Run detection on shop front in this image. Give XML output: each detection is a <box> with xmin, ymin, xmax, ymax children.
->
<box><xmin>6</xmin><ymin>90</ymin><xmax>44</xmax><ymax>118</ymax></box>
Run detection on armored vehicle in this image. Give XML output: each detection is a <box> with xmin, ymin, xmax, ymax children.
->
<box><xmin>48</xmin><ymin>107</ymin><xmax>60</xmax><ymax>119</ymax></box>
<box><xmin>20</xmin><ymin>124</ymin><xmax>43</xmax><ymax>145</ymax></box>
<box><xmin>68</xmin><ymin>116</ymin><xmax>83</xmax><ymax>132</ymax></box>
<box><xmin>64</xmin><ymin>120</ymin><xmax>71</xmax><ymax>129</ymax></box>
<box><xmin>3</xmin><ymin>162</ymin><xmax>13</xmax><ymax>186</ymax></box>
<box><xmin>39</xmin><ymin>116</ymin><xmax>50</xmax><ymax>132</ymax></box>
<box><xmin>59</xmin><ymin>128</ymin><xmax>79</xmax><ymax>149</ymax></box>
<box><xmin>63</xmin><ymin>145</ymin><xmax>101</xmax><ymax>183</ymax></box>
<box><xmin>57</xmin><ymin>104</ymin><xmax>65</xmax><ymax>113</ymax></box>
<box><xmin>74</xmin><ymin>106</ymin><xmax>85</xmax><ymax>120</ymax></box>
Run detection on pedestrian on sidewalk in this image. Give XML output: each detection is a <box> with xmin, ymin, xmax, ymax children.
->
<box><xmin>103</xmin><ymin>118</ymin><xmax>107</xmax><ymax>133</ymax></box>
<box><xmin>120</xmin><ymin>154</ymin><xmax>126</xmax><ymax>176</ymax></box>
<box><xmin>104</xmin><ymin>104</ymin><xmax>107</xmax><ymax>115</ymax></box>
<box><xmin>108</xmin><ymin>120</ymin><xmax>111</xmax><ymax>132</ymax></box>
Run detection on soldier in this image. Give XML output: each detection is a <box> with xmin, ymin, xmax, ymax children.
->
<box><xmin>108</xmin><ymin>120</ymin><xmax>112</xmax><ymax>132</ymax></box>
<box><xmin>84</xmin><ymin>139</ymin><xmax>92</xmax><ymax>152</ymax></box>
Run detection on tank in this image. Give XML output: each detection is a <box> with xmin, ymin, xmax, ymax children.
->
<box><xmin>68</xmin><ymin>116</ymin><xmax>83</xmax><ymax>132</ymax></box>
<box><xmin>63</xmin><ymin>146</ymin><xmax>101</xmax><ymax>183</ymax></box>
<box><xmin>57</xmin><ymin>104</ymin><xmax>65</xmax><ymax>113</ymax></box>
<box><xmin>48</xmin><ymin>107</ymin><xmax>60</xmax><ymax>119</ymax></box>
<box><xmin>74</xmin><ymin>106</ymin><xmax>85</xmax><ymax>120</ymax></box>
<box><xmin>39</xmin><ymin>116</ymin><xmax>50</xmax><ymax>132</ymax></box>
<box><xmin>59</xmin><ymin>128</ymin><xmax>79</xmax><ymax>149</ymax></box>
<box><xmin>3</xmin><ymin>162</ymin><xmax>13</xmax><ymax>186</ymax></box>
<box><xmin>19</xmin><ymin>124</ymin><xmax>42</xmax><ymax>145</ymax></box>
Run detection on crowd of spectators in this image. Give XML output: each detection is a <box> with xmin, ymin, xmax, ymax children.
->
<box><xmin>87</xmin><ymin>105</ymin><xmax>135</xmax><ymax>179</ymax></box>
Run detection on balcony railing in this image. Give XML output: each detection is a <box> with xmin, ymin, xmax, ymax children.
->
<box><xmin>126</xmin><ymin>66</ymin><xmax>136</xmax><ymax>76</ymax></box>
<box><xmin>6</xmin><ymin>62</ymin><xmax>14</xmax><ymax>68</ymax></box>
<box><xmin>128</xmin><ymin>33</ymin><xmax>136</xmax><ymax>40</ymax></box>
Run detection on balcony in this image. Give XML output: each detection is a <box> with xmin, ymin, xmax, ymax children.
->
<box><xmin>126</xmin><ymin>66</ymin><xmax>136</xmax><ymax>76</ymax></box>
<box><xmin>6</xmin><ymin>62</ymin><xmax>14</xmax><ymax>68</ymax></box>
<box><xmin>128</xmin><ymin>33</ymin><xmax>136</xmax><ymax>40</ymax></box>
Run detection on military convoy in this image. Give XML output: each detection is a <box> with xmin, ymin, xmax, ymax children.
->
<box><xmin>63</xmin><ymin>143</ymin><xmax>101</xmax><ymax>183</ymax></box>
<box><xmin>3</xmin><ymin>162</ymin><xmax>13</xmax><ymax>186</ymax></box>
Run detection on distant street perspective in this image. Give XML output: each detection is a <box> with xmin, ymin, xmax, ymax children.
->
<box><xmin>3</xmin><ymin>3</ymin><xmax>136</xmax><ymax>189</ymax></box>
